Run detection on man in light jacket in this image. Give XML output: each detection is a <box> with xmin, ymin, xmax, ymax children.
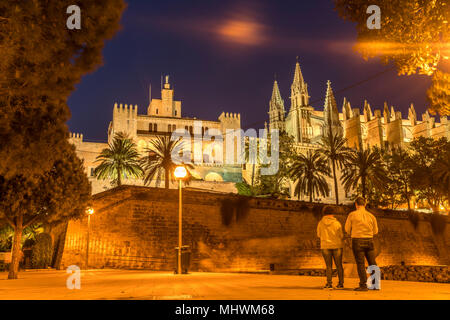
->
<box><xmin>317</xmin><ymin>205</ymin><xmax>344</xmax><ymax>289</ymax></box>
<box><xmin>345</xmin><ymin>197</ymin><xmax>379</xmax><ymax>291</ymax></box>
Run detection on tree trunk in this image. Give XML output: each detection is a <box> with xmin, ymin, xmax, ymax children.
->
<box><xmin>251</xmin><ymin>163</ymin><xmax>255</xmax><ymax>187</ymax></box>
<box><xmin>361</xmin><ymin>175</ymin><xmax>366</xmax><ymax>199</ymax></box>
<box><xmin>8</xmin><ymin>214</ymin><xmax>23</xmax><ymax>280</ymax></box>
<box><xmin>405</xmin><ymin>183</ymin><xmax>411</xmax><ymax>211</ymax></box>
<box><xmin>332</xmin><ymin>160</ymin><xmax>339</xmax><ymax>205</ymax></box>
<box><xmin>117</xmin><ymin>168</ymin><xmax>122</xmax><ymax>186</ymax></box>
<box><xmin>165</xmin><ymin>168</ymin><xmax>169</xmax><ymax>189</ymax></box>
<box><xmin>309</xmin><ymin>180</ymin><xmax>313</xmax><ymax>203</ymax></box>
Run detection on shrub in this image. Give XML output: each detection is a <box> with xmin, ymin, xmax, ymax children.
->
<box><xmin>31</xmin><ymin>233</ymin><xmax>53</xmax><ymax>269</ymax></box>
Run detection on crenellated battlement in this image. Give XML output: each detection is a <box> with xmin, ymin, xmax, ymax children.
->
<box><xmin>113</xmin><ymin>102</ymin><xmax>138</xmax><ymax>115</ymax></box>
<box><xmin>219</xmin><ymin>112</ymin><xmax>241</xmax><ymax>120</ymax></box>
<box><xmin>69</xmin><ymin>132</ymin><xmax>83</xmax><ymax>144</ymax></box>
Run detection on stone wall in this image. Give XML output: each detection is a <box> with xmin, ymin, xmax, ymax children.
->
<box><xmin>60</xmin><ymin>186</ymin><xmax>450</xmax><ymax>272</ymax></box>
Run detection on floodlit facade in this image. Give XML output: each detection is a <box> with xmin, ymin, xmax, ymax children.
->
<box><xmin>263</xmin><ymin>60</ymin><xmax>449</xmax><ymax>203</ymax></box>
<box><xmin>70</xmin><ymin>76</ymin><xmax>242</xmax><ymax>194</ymax></box>
<box><xmin>70</xmin><ymin>62</ymin><xmax>449</xmax><ymax>201</ymax></box>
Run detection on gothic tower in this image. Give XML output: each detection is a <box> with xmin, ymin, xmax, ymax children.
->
<box><xmin>323</xmin><ymin>80</ymin><xmax>343</xmax><ymax>137</ymax></box>
<box><xmin>290</xmin><ymin>59</ymin><xmax>310</xmax><ymax>108</ymax></box>
<box><xmin>285</xmin><ymin>59</ymin><xmax>314</xmax><ymax>143</ymax></box>
<box><xmin>268</xmin><ymin>79</ymin><xmax>286</xmax><ymax>132</ymax></box>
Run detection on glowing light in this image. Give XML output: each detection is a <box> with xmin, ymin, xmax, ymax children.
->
<box><xmin>86</xmin><ymin>207</ymin><xmax>94</xmax><ymax>215</ymax></box>
<box><xmin>174</xmin><ymin>166</ymin><xmax>187</xmax><ymax>179</ymax></box>
<box><xmin>217</xmin><ymin>19</ymin><xmax>265</xmax><ymax>46</ymax></box>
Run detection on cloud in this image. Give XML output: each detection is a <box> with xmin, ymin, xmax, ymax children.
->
<box><xmin>216</xmin><ymin>18</ymin><xmax>267</xmax><ymax>46</ymax></box>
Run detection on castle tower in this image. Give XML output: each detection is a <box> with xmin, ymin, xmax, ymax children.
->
<box><xmin>385</xmin><ymin>105</ymin><xmax>404</xmax><ymax>149</ymax></box>
<box><xmin>147</xmin><ymin>75</ymin><xmax>182</xmax><ymax>118</ymax></box>
<box><xmin>323</xmin><ymin>80</ymin><xmax>343</xmax><ymax>137</ymax></box>
<box><xmin>111</xmin><ymin>103</ymin><xmax>138</xmax><ymax>141</ymax></box>
<box><xmin>219</xmin><ymin>112</ymin><xmax>241</xmax><ymax>165</ymax></box>
<box><xmin>268</xmin><ymin>79</ymin><xmax>286</xmax><ymax>132</ymax></box>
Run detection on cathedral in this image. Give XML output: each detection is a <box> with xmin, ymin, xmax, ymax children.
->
<box><xmin>268</xmin><ymin>60</ymin><xmax>449</xmax><ymax>150</ymax></box>
<box><xmin>266</xmin><ymin>60</ymin><xmax>449</xmax><ymax>203</ymax></box>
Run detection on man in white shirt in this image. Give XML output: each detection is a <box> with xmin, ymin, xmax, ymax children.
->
<box><xmin>345</xmin><ymin>197</ymin><xmax>379</xmax><ymax>291</ymax></box>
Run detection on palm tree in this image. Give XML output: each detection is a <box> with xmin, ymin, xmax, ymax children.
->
<box><xmin>341</xmin><ymin>148</ymin><xmax>387</xmax><ymax>199</ymax></box>
<box><xmin>140</xmin><ymin>136</ymin><xmax>194</xmax><ymax>189</ymax></box>
<box><xmin>242</xmin><ymin>136</ymin><xmax>261</xmax><ymax>187</ymax></box>
<box><xmin>317</xmin><ymin>132</ymin><xmax>352</xmax><ymax>205</ymax></box>
<box><xmin>289</xmin><ymin>150</ymin><xmax>331</xmax><ymax>203</ymax></box>
<box><xmin>94</xmin><ymin>132</ymin><xmax>143</xmax><ymax>186</ymax></box>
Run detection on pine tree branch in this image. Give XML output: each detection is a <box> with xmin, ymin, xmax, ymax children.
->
<box><xmin>23</xmin><ymin>215</ymin><xmax>41</xmax><ymax>229</ymax></box>
<box><xmin>0</xmin><ymin>212</ymin><xmax>15</xmax><ymax>229</ymax></box>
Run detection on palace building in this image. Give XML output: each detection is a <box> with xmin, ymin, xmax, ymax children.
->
<box><xmin>70</xmin><ymin>75</ymin><xmax>242</xmax><ymax>194</ymax></box>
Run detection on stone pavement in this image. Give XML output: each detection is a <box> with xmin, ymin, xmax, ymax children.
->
<box><xmin>0</xmin><ymin>270</ymin><xmax>448</xmax><ymax>300</ymax></box>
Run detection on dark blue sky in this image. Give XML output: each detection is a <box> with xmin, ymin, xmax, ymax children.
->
<box><xmin>67</xmin><ymin>0</ymin><xmax>444</xmax><ymax>142</ymax></box>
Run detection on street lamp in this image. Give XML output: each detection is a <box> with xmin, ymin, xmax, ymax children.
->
<box><xmin>86</xmin><ymin>207</ymin><xmax>94</xmax><ymax>270</ymax></box>
<box><xmin>174</xmin><ymin>165</ymin><xmax>187</xmax><ymax>275</ymax></box>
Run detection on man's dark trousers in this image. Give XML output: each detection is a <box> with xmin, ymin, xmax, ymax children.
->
<box><xmin>352</xmin><ymin>238</ymin><xmax>377</xmax><ymax>288</ymax></box>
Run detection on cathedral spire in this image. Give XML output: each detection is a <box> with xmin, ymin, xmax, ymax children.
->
<box><xmin>268</xmin><ymin>79</ymin><xmax>286</xmax><ymax>132</ymax></box>
<box><xmin>290</xmin><ymin>58</ymin><xmax>309</xmax><ymax>109</ymax></box>
<box><xmin>270</xmin><ymin>80</ymin><xmax>283</xmax><ymax>110</ymax></box>
<box><xmin>323</xmin><ymin>80</ymin><xmax>342</xmax><ymax>136</ymax></box>
<box><xmin>292</xmin><ymin>60</ymin><xmax>305</xmax><ymax>91</ymax></box>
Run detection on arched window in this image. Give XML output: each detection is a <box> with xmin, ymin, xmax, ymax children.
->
<box><xmin>156</xmin><ymin>109</ymin><xmax>158</xmax><ymax>115</ymax></box>
<box><xmin>168</xmin><ymin>124</ymin><xmax>172</xmax><ymax>132</ymax></box>
<box><xmin>149</xmin><ymin>123</ymin><xmax>153</xmax><ymax>132</ymax></box>
<box><xmin>175</xmin><ymin>110</ymin><xmax>177</xmax><ymax>116</ymax></box>
<box><xmin>189</xmin><ymin>126</ymin><xmax>193</xmax><ymax>135</ymax></box>
<box><xmin>173</xmin><ymin>124</ymin><xmax>176</xmax><ymax>131</ymax></box>
<box><xmin>154</xmin><ymin>124</ymin><xmax>157</xmax><ymax>132</ymax></box>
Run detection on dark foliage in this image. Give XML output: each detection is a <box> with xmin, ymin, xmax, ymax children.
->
<box><xmin>31</xmin><ymin>233</ymin><xmax>52</xmax><ymax>269</ymax></box>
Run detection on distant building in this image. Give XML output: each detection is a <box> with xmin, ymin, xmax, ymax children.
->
<box><xmin>70</xmin><ymin>75</ymin><xmax>242</xmax><ymax>194</ymax></box>
<box><xmin>264</xmin><ymin>59</ymin><xmax>449</xmax><ymax>203</ymax></box>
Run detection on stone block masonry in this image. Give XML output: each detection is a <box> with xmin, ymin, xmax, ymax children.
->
<box><xmin>60</xmin><ymin>186</ymin><xmax>450</xmax><ymax>272</ymax></box>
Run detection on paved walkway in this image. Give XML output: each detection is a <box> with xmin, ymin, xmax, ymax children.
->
<box><xmin>0</xmin><ymin>270</ymin><xmax>449</xmax><ymax>300</ymax></box>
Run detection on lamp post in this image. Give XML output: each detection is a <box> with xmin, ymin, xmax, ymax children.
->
<box><xmin>86</xmin><ymin>207</ymin><xmax>94</xmax><ymax>269</ymax></box>
<box><xmin>174</xmin><ymin>165</ymin><xmax>187</xmax><ymax>275</ymax></box>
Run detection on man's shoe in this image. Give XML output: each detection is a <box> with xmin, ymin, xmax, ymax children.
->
<box><xmin>354</xmin><ymin>286</ymin><xmax>368</xmax><ymax>291</ymax></box>
<box><xmin>323</xmin><ymin>284</ymin><xmax>333</xmax><ymax>290</ymax></box>
<box><xmin>335</xmin><ymin>284</ymin><xmax>344</xmax><ymax>289</ymax></box>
